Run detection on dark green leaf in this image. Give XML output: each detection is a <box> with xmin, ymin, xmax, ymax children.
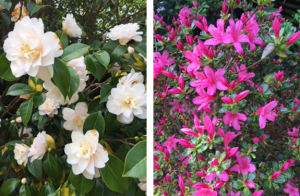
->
<box><xmin>274</xmin><ymin>176</ymin><xmax>286</xmax><ymax>183</ymax></box>
<box><xmin>83</xmin><ymin>111</ymin><xmax>105</xmax><ymax>139</ymax></box>
<box><xmin>94</xmin><ymin>50</ymin><xmax>110</xmax><ymax>68</ymax></box>
<box><xmin>40</xmin><ymin>184</ymin><xmax>55</xmax><ymax>196</ymax></box>
<box><xmin>128</xmin><ymin>40</ymin><xmax>146</xmax><ymax>57</ymax></box>
<box><xmin>103</xmin><ymin>40</ymin><xmax>127</xmax><ymax>63</ymax></box>
<box><xmin>0</xmin><ymin>53</ymin><xmax>17</xmax><ymax>81</ymax></box>
<box><xmin>55</xmin><ymin>30</ymin><xmax>68</xmax><ymax>49</ymax></box>
<box><xmin>6</xmin><ymin>84</ymin><xmax>34</xmax><ymax>96</ymax></box>
<box><xmin>38</xmin><ymin>115</ymin><xmax>49</xmax><ymax>130</ymax></box>
<box><xmin>67</xmin><ymin>67</ymin><xmax>80</xmax><ymax>99</ymax></box>
<box><xmin>69</xmin><ymin>171</ymin><xmax>95</xmax><ymax>194</ymax></box>
<box><xmin>42</xmin><ymin>153</ymin><xmax>64</xmax><ymax>185</ymax></box>
<box><xmin>123</xmin><ymin>53</ymin><xmax>146</xmax><ymax>71</ymax></box>
<box><xmin>85</xmin><ymin>54</ymin><xmax>106</xmax><ymax>81</ymax></box>
<box><xmin>27</xmin><ymin>158</ymin><xmax>42</xmax><ymax>179</ymax></box>
<box><xmin>29</xmin><ymin>183</ymin><xmax>38</xmax><ymax>196</ymax></box>
<box><xmin>0</xmin><ymin>12</ymin><xmax>11</xmax><ymax>26</ymax></box>
<box><xmin>100</xmin><ymin>84</ymin><xmax>112</xmax><ymax>103</ymax></box>
<box><xmin>33</xmin><ymin>92</ymin><xmax>46</xmax><ymax>107</ymax></box>
<box><xmin>19</xmin><ymin>98</ymin><xmax>34</xmax><ymax>127</ymax></box>
<box><xmin>19</xmin><ymin>185</ymin><xmax>31</xmax><ymax>196</ymax></box>
<box><xmin>105</xmin><ymin>113</ymin><xmax>123</xmax><ymax>132</ymax></box>
<box><xmin>116</xmin><ymin>144</ymin><xmax>131</xmax><ymax>162</ymax></box>
<box><xmin>0</xmin><ymin>178</ymin><xmax>20</xmax><ymax>196</ymax></box>
<box><xmin>86</xmin><ymin>178</ymin><xmax>104</xmax><ymax>196</ymax></box>
<box><xmin>61</xmin><ymin>43</ymin><xmax>90</xmax><ymax>62</ymax></box>
<box><xmin>0</xmin><ymin>0</ymin><xmax>12</xmax><ymax>10</ymax></box>
<box><xmin>100</xmin><ymin>154</ymin><xmax>130</xmax><ymax>193</ymax></box>
<box><xmin>52</xmin><ymin>58</ymin><xmax>71</xmax><ymax>99</ymax></box>
<box><xmin>27</xmin><ymin>1</ymin><xmax>43</xmax><ymax>15</ymax></box>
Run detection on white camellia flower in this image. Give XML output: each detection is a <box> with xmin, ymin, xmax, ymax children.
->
<box><xmin>28</xmin><ymin>131</ymin><xmax>47</xmax><ymax>162</ymax></box>
<box><xmin>62</xmin><ymin>14</ymin><xmax>82</xmax><ymax>38</ymax></box>
<box><xmin>38</xmin><ymin>97</ymin><xmax>60</xmax><ymax>117</ymax></box>
<box><xmin>11</xmin><ymin>2</ymin><xmax>29</xmax><ymax>22</ymax></box>
<box><xmin>18</xmin><ymin>127</ymin><xmax>33</xmax><ymax>139</ymax></box>
<box><xmin>62</xmin><ymin>102</ymin><xmax>89</xmax><ymax>131</ymax></box>
<box><xmin>108</xmin><ymin>23</ymin><xmax>143</xmax><ymax>45</ymax></box>
<box><xmin>64</xmin><ymin>129</ymin><xmax>109</xmax><ymax>179</ymax></box>
<box><xmin>4</xmin><ymin>16</ymin><xmax>63</xmax><ymax>79</ymax></box>
<box><xmin>117</xmin><ymin>69</ymin><xmax>144</xmax><ymax>89</ymax></box>
<box><xmin>107</xmin><ymin>83</ymin><xmax>147</xmax><ymax>124</ymax></box>
<box><xmin>138</xmin><ymin>177</ymin><xmax>147</xmax><ymax>194</ymax></box>
<box><xmin>44</xmin><ymin>56</ymin><xmax>88</xmax><ymax>105</ymax></box>
<box><xmin>14</xmin><ymin>143</ymin><xmax>30</xmax><ymax>166</ymax></box>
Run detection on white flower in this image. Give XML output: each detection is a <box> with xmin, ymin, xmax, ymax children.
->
<box><xmin>127</xmin><ymin>46</ymin><xmax>135</xmax><ymax>53</ymax></box>
<box><xmin>28</xmin><ymin>131</ymin><xmax>47</xmax><ymax>162</ymax></box>
<box><xmin>62</xmin><ymin>102</ymin><xmax>89</xmax><ymax>131</ymax></box>
<box><xmin>108</xmin><ymin>23</ymin><xmax>143</xmax><ymax>45</ymax></box>
<box><xmin>14</xmin><ymin>143</ymin><xmax>30</xmax><ymax>166</ymax></box>
<box><xmin>38</xmin><ymin>97</ymin><xmax>60</xmax><ymax>117</ymax></box>
<box><xmin>138</xmin><ymin>177</ymin><xmax>147</xmax><ymax>194</ymax></box>
<box><xmin>64</xmin><ymin>130</ymin><xmax>109</xmax><ymax>179</ymax></box>
<box><xmin>18</xmin><ymin>127</ymin><xmax>33</xmax><ymax>139</ymax></box>
<box><xmin>44</xmin><ymin>57</ymin><xmax>88</xmax><ymax>105</ymax></box>
<box><xmin>107</xmin><ymin>83</ymin><xmax>147</xmax><ymax>124</ymax></box>
<box><xmin>11</xmin><ymin>2</ymin><xmax>29</xmax><ymax>22</ymax></box>
<box><xmin>62</xmin><ymin>14</ymin><xmax>82</xmax><ymax>38</ymax></box>
<box><xmin>4</xmin><ymin>16</ymin><xmax>63</xmax><ymax>79</ymax></box>
<box><xmin>117</xmin><ymin>69</ymin><xmax>144</xmax><ymax>89</ymax></box>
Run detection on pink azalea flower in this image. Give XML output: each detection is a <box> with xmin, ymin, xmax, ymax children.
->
<box><xmin>192</xmin><ymin>188</ymin><xmax>218</xmax><ymax>196</ymax></box>
<box><xmin>178</xmin><ymin>175</ymin><xmax>185</xmax><ymax>195</ymax></box>
<box><xmin>191</xmin><ymin>66</ymin><xmax>228</xmax><ymax>95</ymax></box>
<box><xmin>177</xmin><ymin>139</ymin><xmax>195</xmax><ymax>148</ymax></box>
<box><xmin>218</xmin><ymin>128</ymin><xmax>242</xmax><ymax>150</ymax></box>
<box><xmin>194</xmin><ymin>15</ymin><xmax>208</xmax><ymax>33</ymax></box>
<box><xmin>274</xmin><ymin>71</ymin><xmax>284</xmax><ymax>82</ymax></box>
<box><xmin>231</xmin><ymin>155</ymin><xmax>256</xmax><ymax>178</ymax></box>
<box><xmin>221</xmin><ymin>90</ymin><xmax>250</xmax><ymax>104</ymax></box>
<box><xmin>237</xmin><ymin>64</ymin><xmax>255</xmax><ymax>86</ymax></box>
<box><xmin>163</xmin><ymin>135</ymin><xmax>178</xmax><ymax>153</ymax></box>
<box><xmin>223</xmin><ymin>111</ymin><xmax>247</xmax><ymax>131</ymax></box>
<box><xmin>205</xmin><ymin>170</ymin><xmax>229</xmax><ymax>182</ymax></box>
<box><xmin>226</xmin><ymin>191</ymin><xmax>241</xmax><ymax>196</ymax></box>
<box><xmin>223</xmin><ymin>19</ymin><xmax>249</xmax><ymax>54</ymax></box>
<box><xmin>247</xmin><ymin>32</ymin><xmax>263</xmax><ymax>51</ymax></box>
<box><xmin>204</xmin><ymin>19</ymin><xmax>226</xmax><ymax>46</ymax></box>
<box><xmin>288</xmin><ymin>127</ymin><xmax>299</xmax><ymax>137</ymax></box>
<box><xmin>286</xmin><ymin>31</ymin><xmax>300</xmax><ymax>46</ymax></box>
<box><xmin>245</xmin><ymin>181</ymin><xmax>255</xmax><ymax>189</ymax></box>
<box><xmin>192</xmin><ymin>88</ymin><xmax>216</xmax><ymax>110</ymax></box>
<box><xmin>251</xmin><ymin>190</ymin><xmax>264</xmax><ymax>196</ymax></box>
<box><xmin>203</xmin><ymin>115</ymin><xmax>218</xmax><ymax>140</ymax></box>
<box><xmin>270</xmin><ymin>171</ymin><xmax>281</xmax><ymax>180</ymax></box>
<box><xmin>256</xmin><ymin>100</ymin><xmax>277</xmax><ymax>129</ymax></box>
<box><xmin>272</xmin><ymin>17</ymin><xmax>280</xmax><ymax>38</ymax></box>
<box><xmin>284</xmin><ymin>183</ymin><xmax>299</xmax><ymax>196</ymax></box>
<box><xmin>154</xmin><ymin>50</ymin><xmax>175</xmax><ymax>68</ymax></box>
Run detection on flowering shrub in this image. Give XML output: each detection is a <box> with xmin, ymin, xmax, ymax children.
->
<box><xmin>0</xmin><ymin>1</ymin><xmax>147</xmax><ymax>195</ymax></box>
<box><xmin>154</xmin><ymin>1</ymin><xmax>300</xmax><ymax>195</ymax></box>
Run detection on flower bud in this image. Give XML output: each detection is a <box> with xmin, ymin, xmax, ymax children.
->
<box><xmin>127</xmin><ymin>46</ymin><xmax>134</xmax><ymax>53</ymax></box>
<box><xmin>46</xmin><ymin>134</ymin><xmax>56</xmax><ymax>150</ymax></box>
<box><xmin>245</xmin><ymin>181</ymin><xmax>255</xmax><ymax>189</ymax></box>
<box><xmin>16</xmin><ymin>117</ymin><xmax>22</xmax><ymax>123</ymax></box>
<box><xmin>21</xmin><ymin>178</ymin><xmax>27</xmax><ymax>184</ymax></box>
<box><xmin>36</xmin><ymin>0</ymin><xmax>42</xmax><ymax>5</ymax></box>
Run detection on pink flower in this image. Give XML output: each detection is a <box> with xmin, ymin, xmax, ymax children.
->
<box><xmin>270</xmin><ymin>171</ymin><xmax>281</xmax><ymax>180</ymax></box>
<box><xmin>191</xmin><ymin>66</ymin><xmax>228</xmax><ymax>95</ymax></box>
<box><xmin>231</xmin><ymin>155</ymin><xmax>256</xmax><ymax>178</ymax></box>
<box><xmin>163</xmin><ymin>135</ymin><xmax>178</xmax><ymax>153</ymax></box>
<box><xmin>288</xmin><ymin>127</ymin><xmax>299</xmax><ymax>137</ymax></box>
<box><xmin>286</xmin><ymin>31</ymin><xmax>300</xmax><ymax>46</ymax></box>
<box><xmin>178</xmin><ymin>175</ymin><xmax>185</xmax><ymax>195</ymax></box>
<box><xmin>252</xmin><ymin>137</ymin><xmax>261</xmax><ymax>143</ymax></box>
<box><xmin>226</xmin><ymin>191</ymin><xmax>241</xmax><ymax>196</ymax></box>
<box><xmin>247</xmin><ymin>32</ymin><xmax>263</xmax><ymax>51</ymax></box>
<box><xmin>245</xmin><ymin>181</ymin><xmax>255</xmax><ymax>189</ymax></box>
<box><xmin>192</xmin><ymin>188</ymin><xmax>218</xmax><ymax>196</ymax></box>
<box><xmin>272</xmin><ymin>17</ymin><xmax>280</xmax><ymax>38</ymax></box>
<box><xmin>204</xmin><ymin>19</ymin><xmax>226</xmax><ymax>46</ymax></box>
<box><xmin>154</xmin><ymin>50</ymin><xmax>175</xmax><ymax>68</ymax></box>
<box><xmin>221</xmin><ymin>90</ymin><xmax>250</xmax><ymax>104</ymax></box>
<box><xmin>223</xmin><ymin>19</ymin><xmax>249</xmax><ymax>54</ymax></box>
<box><xmin>192</xmin><ymin>88</ymin><xmax>216</xmax><ymax>110</ymax></box>
<box><xmin>192</xmin><ymin>1</ymin><xmax>199</xmax><ymax>8</ymax></box>
<box><xmin>274</xmin><ymin>71</ymin><xmax>284</xmax><ymax>82</ymax></box>
<box><xmin>194</xmin><ymin>16</ymin><xmax>208</xmax><ymax>33</ymax></box>
<box><xmin>218</xmin><ymin>128</ymin><xmax>241</xmax><ymax>150</ymax></box>
<box><xmin>237</xmin><ymin>64</ymin><xmax>255</xmax><ymax>86</ymax></box>
<box><xmin>214</xmin><ymin>180</ymin><xmax>223</xmax><ymax>189</ymax></box>
<box><xmin>284</xmin><ymin>183</ymin><xmax>299</xmax><ymax>196</ymax></box>
<box><xmin>256</xmin><ymin>100</ymin><xmax>277</xmax><ymax>129</ymax></box>
<box><xmin>154</xmin><ymin>163</ymin><xmax>160</xmax><ymax>170</ymax></box>
<box><xmin>223</xmin><ymin>111</ymin><xmax>247</xmax><ymax>131</ymax></box>
<box><xmin>251</xmin><ymin>190</ymin><xmax>264</xmax><ymax>196</ymax></box>
<box><xmin>177</xmin><ymin>139</ymin><xmax>195</xmax><ymax>148</ymax></box>
<box><xmin>203</xmin><ymin>115</ymin><xmax>217</xmax><ymax>140</ymax></box>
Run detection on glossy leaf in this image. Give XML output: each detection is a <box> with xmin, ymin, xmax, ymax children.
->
<box><xmin>6</xmin><ymin>84</ymin><xmax>34</xmax><ymax>96</ymax></box>
<box><xmin>27</xmin><ymin>158</ymin><xmax>42</xmax><ymax>180</ymax></box>
<box><xmin>94</xmin><ymin>50</ymin><xmax>110</xmax><ymax>68</ymax></box>
<box><xmin>33</xmin><ymin>92</ymin><xmax>46</xmax><ymax>107</ymax></box>
<box><xmin>42</xmin><ymin>153</ymin><xmax>65</xmax><ymax>185</ymax></box>
<box><xmin>123</xmin><ymin>141</ymin><xmax>146</xmax><ymax>178</ymax></box>
<box><xmin>55</xmin><ymin>30</ymin><xmax>68</xmax><ymax>49</ymax></box>
<box><xmin>61</xmin><ymin>43</ymin><xmax>90</xmax><ymax>62</ymax></box>
<box><xmin>67</xmin><ymin>67</ymin><xmax>80</xmax><ymax>99</ymax></box>
<box><xmin>69</xmin><ymin>171</ymin><xmax>95</xmax><ymax>194</ymax></box>
<box><xmin>128</xmin><ymin>40</ymin><xmax>146</xmax><ymax>57</ymax></box>
<box><xmin>100</xmin><ymin>84</ymin><xmax>112</xmax><ymax>103</ymax></box>
<box><xmin>0</xmin><ymin>53</ymin><xmax>17</xmax><ymax>81</ymax></box>
<box><xmin>0</xmin><ymin>0</ymin><xmax>12</xmax><ymax>10</ymax></box>
<box><xmin>105</xmin><ymin>113</ymin><xmax>123</xmax><ymax>132</ymax></box>
<box><xmin>52</xmin><ymin>58</ymin><xmax>71</xmax><ymax>99</ymax></box>
<box><xmin>86</xmin><ymin>178</ymin><xmax>104</xmax><ymax>196</ymax></box>
<box><xmin>27</xmin><ymin>1</ymin><xmax>43</xmax><ymax>15</ymax></box>
<box><xmin>0</xmin><ymin>178</ymin><xmax>20</xmax><ymax>196</ymax></box>
<box><xmin>19</xmin><ymin>185</ymin><xmax>31</xmax><ymax>196</ymax></box>
<box><xmin>40</xmin><ymin>184</ymin><xmax>55</xmax><ymax>196</ymax></box>
<box><xmin>19</xmin><ymin>98</ymin><xmax>34</xmax><ymax>127</ymax></box>
<box><xmin>85</xmin><ymin>54</ymin><xmax>106</xmax><ymax>81</ymax></box>
<box><xmin>83</xmin><ymin>111</ymin><xmax>105</xmax><ymax>139</ymax></box>
<box><xmin>103</xmin><ymin>40</ymin><xmax>127</xmax><ymax>63</ymax></box>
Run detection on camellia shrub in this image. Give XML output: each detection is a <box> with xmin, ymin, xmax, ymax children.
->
<box><xmin>154</xmin><ymin>0</ymin><xmax>300</xmax><ymax>195</ymax></box>
<box><xmin>0</xmin><ymin>1</ymin><xmax>147</xmax><ymax>195</ymax></box>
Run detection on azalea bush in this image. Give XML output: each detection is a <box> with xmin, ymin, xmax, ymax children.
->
<box><xmin>154</xmin><ymin>1</ymin><xmax>300</xmax><ymax>196</ymax></box>
<box><xmin>0</xmin><ymin>0</ymin><xmax>147</xmax><ymax>195</ymax></box>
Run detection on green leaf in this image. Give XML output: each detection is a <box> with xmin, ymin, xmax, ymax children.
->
<box><xmin>247</xmin><ymin>172</ymin><xmax>256</xmax><ymax>181</ymax></box>
<box><xmin>69</xmin><ymin>171</ymin><xmax>95</xmax><ymax>195</ymax></box>
<box><xmin>85</xmin><ymin>54</ymin><xmax>107</xmax><ymax>81</ymax></box>
<box><xmin>103</xmin><ymin>40</ymin><xmax>127</xmax><ymax>63</ymax></box>
<box><xmin>38</xmin><ymin>115</ymin><xmax>48</xmax><ymax>130</ymax></box>
<box><xmin>116</xmin><ymin>144</ymin><xmax>131</xmax><ymax>162</ymax></box>
<box><xmin>86</xmin><ymin>178</ymin><xmax>104</xmax><ymax>196</ymax></box>
<box><xmin>0</xmin><ymin>178</ymin><xmax>20</xmax><ymax>196</ymax></box>
<box><xmin>128</xmin><ymin>40</ymin><xmax>146</xmax><ymax>57</ymax></box>
<box><xmin>123</xmin><ymin>53</ymin><xmax>146</xmax><ymax>71</ymax></box>
<box><xmin>33</xmin><ymin>92</ymin><xmax>46</xmax><ymax>107</ymax></box>
<box><xmin>261</xmin><ymin>43</ymin><xmax>275</xmax><ymax>59</ymax></box>
<box><xmin>83</xmin><ymin>111</ymin><xmax>105</xmax><ymax>139</ymax></box>
<box><xmin>105</xmin><ymin>113</ymin><xmax>123</xmax><ymax>132</ymax></box>
<box><xmin>27</xmin><ymin>1</ymin><xmax>43</xmax><ymax>15</ymax></box>
<box><xmin>0</xmin><ymin>0</ymin><xmax>12</xmax><ymax>10</ymax></box>
<box><xmin>40</xmin><ymin>184</ymin><xmax>55</xmax><ymax>196</ymax></box>
<box><xmin>100</xmin><ymin>154</ymin><xmax>130</xmax><ymax>193</ymax></box>
<box><xmin>19</xmin><ymin>98</ymin><xmax>34</xmax><ymax>127</ymax></box>
<box><xmin>0</xmin><ymin>53</ymin><xmax>17</xmax><ymax>81</ymax></box>
<box><xmin>55</xmin><ymin>30</ymin><xmax>68</xmax><ymax>49</ymax></box>
<box><xmin>100</xmin><ymin>84</ymin><xmax>112</xmax><ymax>103</ymax></box>
<box><xmin>29</xmin><ymin>183</ymin><xmax>38</xmax><ymax>196</ymax></box>
<box><xmin>0</xmin><ymin>12</ymin><xmax>11</xmax><ymax>26</ymax></box>
<box><xmin>94</xmin><ymin>50</ymin><xmax>110</xmax><ymax>68</ymax></box>
<box><xmin>6</xmin><ymin>84</ymin><xmax>34</xmax><ymax>96</ymax></box>
<box><xmin>43</xmin><ymin>153</ymin><xmax>65</xmax><ymax>186</ymax></box>
<box><xmin>52</xmin><ymin>58</ymin><xmax>71</xmax><ymax>99</ymax></box>
<box><xmin>123</xmin><ymin>141</ymin><xmax>146</xmax><ymax>178</ymax></box>
<box><xmin>27</xmin><ymin>158</ymin><xmax>42</xmax><ymax>179</ymax></box>
<box><xmin>61</xmin><ymin>43</ymin><xmax>90</xmax><ymax>62</ymax></box>
<box><xmin>67</xmin><ymin>67</ymin><xmax>80</xmax><ymax>99</ymax></box>
<box><xmin>19</xmin><ymin>185</ymin><xmax>31</xmax><ymax>196</ymax></box>
<box><xmin>274</xmin><ymin>176</ymin><xmax>286</xmax><ymax>183</ymax></box>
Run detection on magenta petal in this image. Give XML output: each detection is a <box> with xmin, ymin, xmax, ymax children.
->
<box><xmin>204</xmin><ymin>38</ymin><xmax>221</xmax><ymax>46</ymax></box>
<box><xmin>218</xmin><ymin>171</ymin><xmax>229</xmax><ymax>181</ymax></box>
<box><xmin>233</xmin><ymin>42</ymin><xmax>243</xmax><ymax>54</ymax></box>
<box><xmin>259</xmin><ymin>116</ymin><xmax>266</xmax><ymax>129</ymax></box>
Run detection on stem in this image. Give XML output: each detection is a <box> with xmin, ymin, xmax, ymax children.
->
<box><xmin>0</xmin><ymin>97</ymin><xmax>21</xmax><ymax>119</ymax></box>
<box><xmin>103</xmin><ymin>139</ymin><xmax>135</xmax><ymax>146</ymax></box>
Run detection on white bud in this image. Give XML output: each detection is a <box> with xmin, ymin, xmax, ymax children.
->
<box><xmin>35</xmin><ymin>0</ymin><xmax>42</xmax><ymax>5</ymax></box>
<box><xmin>16</xmin><ymin>117</ymin><xmax>22</xmax><ymax>123</ymax></box>
<box><xmin>127</xmin><ymin>46</ymin><xmax>135</xmax><ymax>53</ymax></box>
<box><xmin>21</xmin><ymin>178</ymin><xmax>27</xmax><ymax>184</ymax></box>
